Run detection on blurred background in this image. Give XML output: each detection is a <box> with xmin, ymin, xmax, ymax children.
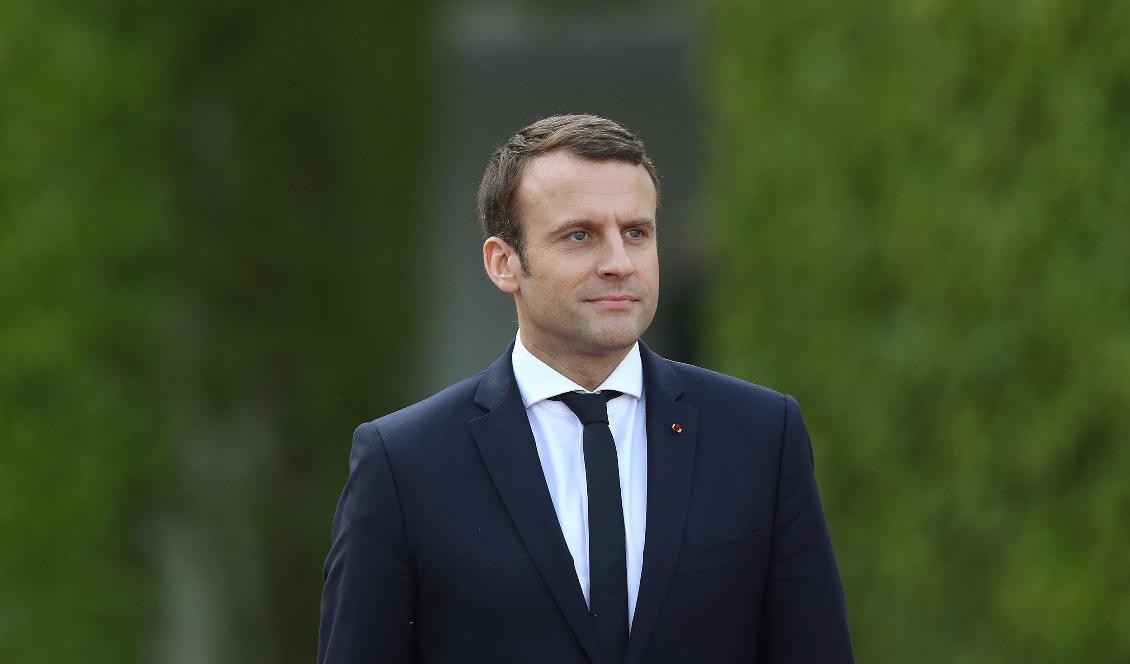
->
<box><xmin>2</xmin><ymin>0</ymin><xmax>1128</xmax><ymax>662</ymax></box>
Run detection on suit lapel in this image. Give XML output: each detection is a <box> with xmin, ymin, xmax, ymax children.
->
<box><xmin>468</xmin><ymin>347</ymin><xmax>605</xmax><ymax>664</ymax></box>
<box><xmin>625</xmin><ymin>344</ymin><xmax>697</xmax><ymax>664</ymax></box>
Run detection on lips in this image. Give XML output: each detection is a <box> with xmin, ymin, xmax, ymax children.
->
<box><xmin>587</xmin><ymin>295</ymin><xmax>638</xmax><ymax>302</ymax></box>
<box><xmin>585</xmin><ymin>294</ymin><xmax>639</xmax><ymax>310</ymax></box>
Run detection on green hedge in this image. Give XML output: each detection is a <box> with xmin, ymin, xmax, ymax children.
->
<box><xmin>705</xmin><ymin>1</ymin><xmax>1130</xmax><ymax>661</ymax></box>
<box><xmin>0</xmin><ymin>3</ymin><xmax>171</xmax><ymax>661</ymax></box>
<box><xmin>1</xmin><ymin>2</ymin><xmax>432</xmax><ymax>661</ymax></box>
<box><xmin>164</xmin><ymin>2</ymin><xmax>434</xmax><ymax>661</ymax></box>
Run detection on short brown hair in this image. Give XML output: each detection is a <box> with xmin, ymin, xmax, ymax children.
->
<box><xmin>478</xmin><ymin>114</ymin><xmax>660</xmax><ymax>264</ymax></box>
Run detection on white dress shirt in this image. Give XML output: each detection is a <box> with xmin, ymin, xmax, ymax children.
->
<box><xmin>511</xmin><ymin>330</ymin><xmax>648</xmax><ymax>629</ymax></box>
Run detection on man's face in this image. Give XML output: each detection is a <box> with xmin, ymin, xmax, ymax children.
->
<box><xmin>507</xmin><ymin>150</ymin><xmax>659</xmax><ymax>360</ymax></box>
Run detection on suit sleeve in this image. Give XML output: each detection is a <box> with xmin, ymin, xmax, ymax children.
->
<box><xmin>318</xmin><ymin>422</ymin><xmax>417</xmax><ymax>664</ymax></box>
<box><xmin>759</xmin><ymin>396</ymin><xmax>854</xmax><ymax>663</ymax></box>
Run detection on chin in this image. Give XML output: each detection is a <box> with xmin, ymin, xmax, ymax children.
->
<box><xmin>585</xmin><ymin>324</ymin><xmax>646</xmax><ymax>353</ymax></box>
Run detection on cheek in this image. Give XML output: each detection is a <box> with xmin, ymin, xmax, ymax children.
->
<box><xmin>634</xmin><ymin>249</ymin><xmax>659</xmax><ymax>273</ymax></box>
<box><xmin>642</xmin><ymin>261</ymin><xmax>660</xmax><ymax>288</ymax></box>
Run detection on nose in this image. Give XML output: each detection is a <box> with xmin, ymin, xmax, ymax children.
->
<box><xmin>598</xmin><ymin>235</ymin><xmax>635</xmax><ymax>279</ymax></box>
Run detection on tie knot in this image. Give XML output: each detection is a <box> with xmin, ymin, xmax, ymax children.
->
<box><xmin>550</xmin><ymin>390</ymin><xmax>621</xmax><ymax>425</ymax></box>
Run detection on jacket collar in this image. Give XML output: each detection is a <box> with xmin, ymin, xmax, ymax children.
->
<box><xmin>470</xmin><ymin>343</ymin><xmax>605</xmax><ymax>663</ymax></box>
<box><xmin>470</xmin><ymin>341</ymin><xmax>697</xmax><ymax>664</ymax></box>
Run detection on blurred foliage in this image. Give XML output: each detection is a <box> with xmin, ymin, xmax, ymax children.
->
<box><xmin>705</xmin><ymin>0</ymin><xmax>1130</xmax><ymax>661</ymax></box>
<box><xmin>0</xmin><ymin>1</ymin><xmax>172</xmax><ymax>661</ymax></box>
<box><xmin>8</xmin><ymin>0</ymin><xmax>1128</xmax><ymax>661</ymax></box>
<box><xmin>164</xmin><ymin>1</ymin><xmax>434</xmax><ymax>662</ymax></box>
<box><xmin>2</xmin><ymin>0</ymin><xmax>432</xmax><ymax>662</ymax></box>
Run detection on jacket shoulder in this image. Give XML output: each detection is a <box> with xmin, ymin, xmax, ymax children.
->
<box><xmin>356</xmin><ymin>371</ymin><xmax>486</xmax><ymax>450</ymax></box>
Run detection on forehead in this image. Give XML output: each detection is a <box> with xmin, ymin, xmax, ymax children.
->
<box><xmin>516</xmin><ymin>151</ymin><xmax>657</xmax><ymax>227</ymax></box>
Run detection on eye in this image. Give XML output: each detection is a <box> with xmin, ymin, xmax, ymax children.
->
<box><xmin>625</xmin><ymin>228</ymin><xmax>645</xmax><ymax>239</ymax></box>
<box><xmin>568</xmin><ymin>230</ymin><xmax>590</xmax><ymax>242</ymax></box>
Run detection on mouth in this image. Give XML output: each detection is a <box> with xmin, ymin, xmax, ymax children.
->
<box><xmin>585</xmin><ymin>295</ymin><xmax>639</xmax><ymax>310</ymax></box>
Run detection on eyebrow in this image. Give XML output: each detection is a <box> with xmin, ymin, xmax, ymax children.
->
<box><xmin>548</xmin><ymin>218</ymin><xmax>657</xmax><ymax>236</ymax></box>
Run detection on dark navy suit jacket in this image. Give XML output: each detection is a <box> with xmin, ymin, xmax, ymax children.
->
<box><xmin>318</xmin><ymin>343</ymin><xmax>853</xmax><ymax>663</ymax></box>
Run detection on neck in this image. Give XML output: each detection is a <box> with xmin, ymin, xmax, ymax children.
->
<box><xmin>521</xmin><ymin>335</ymin><xmax>632</xmax><ymax>392</ymax></box>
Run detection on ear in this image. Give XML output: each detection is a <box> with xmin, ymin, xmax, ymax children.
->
<box><xmin>483</xmin><ymin>236</ymin><xmax>521</xmax><ymax>294</ymax></box>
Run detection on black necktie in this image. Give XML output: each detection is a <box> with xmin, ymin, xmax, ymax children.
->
<box><xmin>552</xmin><ymin>390</ymin><xmax>628</xmax><ymax>664</ymax></box>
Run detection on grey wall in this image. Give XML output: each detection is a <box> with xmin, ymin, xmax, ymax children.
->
<box><xmin>422</xmin><ymin>4</ymin><xmax>704</xmax><ymax>395</ymax></box>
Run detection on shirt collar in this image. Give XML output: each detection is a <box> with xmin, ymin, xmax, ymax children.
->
<box><xmin>512</xmin><ymin>329</ymin><xmax>643</xmax><ymax>408</ymax></box>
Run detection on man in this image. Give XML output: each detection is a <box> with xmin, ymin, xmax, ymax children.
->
<box><xmin>318</xmin><ymin>114</ymin><xmax>853</xmax><ymax>663</ymax></box>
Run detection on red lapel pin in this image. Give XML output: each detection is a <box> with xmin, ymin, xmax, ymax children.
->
<box><xmin>671</xmin><ymin>423</ymin><xmax>683</xmax><ymax>433</ymax></box>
